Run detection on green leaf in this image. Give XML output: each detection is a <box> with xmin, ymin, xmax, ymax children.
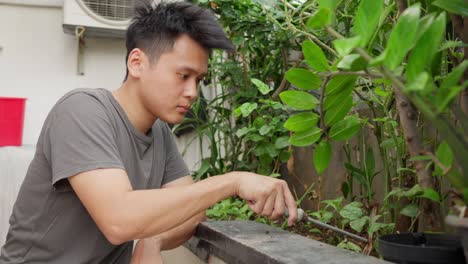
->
<box><xmin>414</xmin><ymin>14</ymin><xmax>436</xmax><ymax>45</ymax></box>
<box><xmin>306</xmin><ymin>8</ymin><xmax>331</xmax><ymax>30</ymax></box>
<box><xmin>285</xmin><ymin>68</ymin><xmax>322</xmax><ymax>90</ymax></box>
<box><xmin>375</xmin><ymin>86</ymin><xmax>389</xmax><ymax>97</ymax></box>
<box><xmin>325</xmin><ymin>75</ymin><xmax>357</xmax><ymax>96</ymax></box>
<box><xmin>365</xmin><ymin>147</ymin><xmax>375</xmax><ymax>177</ymax></box>
<box><xmin>386</xmin><ymin>186</ymin><xmax>425</xmax><ymax>201</ymax></box>
<box><xmin>340</xmin><ymin>201</ymin><xmax>364</xmax><ymax>221</ymax></box>
<box><xmin>406</xmin><ymin>72</ymin><xmax>432</xmax><ymax>93</ymax></box>
<box><xmin>308</xmin><ymin>228</ymin><xmax>322</xmax><ymax>234</ymax></box>
<box><xmin>280</xmin><ymin>91</ymin><xmax>319</xmax><ymax>110</ymax></box>
<box><xmin>259</xmin><ymin>125</ymin><xmax>274</xmax><ymax>136</ymax></box>
<box><xmin>284</xmin><ymin>112</ymin><xmax>319</xmax><ymax>132</ymax></box>
<box><xmin>350</xmin><ymin>216</ymin><xmax>369</xmax><ymax>233</ymax></box>
<box><xmin>324</xmin><ymin>96</ymin><xmax>353</xmax><ymax>126</ymax></box>
<box><xmin>275</xmin><ymin>136</ymin><xmax>290</xmax><ymax>149</ymax></box>
<box><xmin>236</xmin><ymin>127</ymin><xmax>254</xmax><ymax>138</ymax></box>
<box><xmin>435</xmin><ymin>141</ymin><xmax>453</xmax><ymax>175</ymax></box>
<box><xmin>341</xmin><ymin>182</ymin><xmax>350</xmax><ymax>198</ymax></box>
<box><xmin>246</xmin><ymin>133</ymin><xmax>263</xmax><ymax>142</ymax></box>
<box><xmin>400</xmin><ymin>184</ymin><xmax>424</xmax><ymax>198</ymax></box>
<box><xmin>251</xmin><ymin>78</ymin><xmax>272</xmax><ymax>95</ymax></box>
<box><xmin>323</xmin><ymin>85</ymin><xmax>353</xmax><ymax>110</ymax></box>
<box><xmin>254</xmin><ymin>143</ymin><xmax>278</xmax><ymax>158</ymax></box>
<box><xmin>329</xmin><ymin>116</ymin><xmax>361</xmax><ymax>141</ymax></box>
<box><xmin>353</xmin><ymin>0</ymin><xmax>384</xmax><ymax>47</ymax></box>
<box><xmin>436</xmin><ymin>61</ymin><xmax>468</xmax><ymax>112</ymax></box>
<box><xmin>406</xmin><ymin>13</ymin><xmax>446</xmax><ymax>82</ymax></box>
<box><xmin>279</xmin><ymin>151</ymin><xmax>291</xmax><ymax>163</ymax></box>
<box><xmin>440</xmin><ymin>61</ymin><xmax>468</xmax><ymax>90</ymax></box>
<box><xmin>333</xmin><ymin>36</ymin><xmax>361</xmax><ymax>57</ymax></box>
<box><xmin>234</xmin><ymin>102</ymin><xmax>258</xmax><ymax>118</ymax></box>
<box><xmin>337</xmin><ymin>54</ymin><xmax>368</xmax><ymax>71</ymax></box>
<box><xmin>433</xmin><ymin>0</ymin><xmax>468</xmax><ymax>17</ymax></box>
<box><xmin>418</xmin><ymin>188</ymin><xmax>441</xmax><ymax>202</ymax></box>
<box><xmin>439</xmin><ymin>40</ymin><xmax>468</xmax><ymax>52</ymax></box>
<box><xmin>380</xmin><ymin>137</ymin><xmax>404</xmax><ymax>149</ymax></box>
<box><xmin>302</xmin><ymin>40</ymin><xmax>329</xmax><ymax>72</ymax></box>
<box><xmin>259</xmin><ymin>99</ymin><xmax>285</xmax><ymax>110</ymax></box>
<box><xmin>195</xmin><ymin>158</ymin><xmax>211</xmax><ymax>179</ymax></box>
<box><xmin>337</xmin><ymin>241</ymin><xmax>362</xmax><ymax>252</ymax></box>
<box><xmin>368</xmin><ymin>222</ymin><xmax>395</xmax><ymax>235</ymax></box>
<box><xmin>289</xmin><ymin>127</ymin><xmax>322</xmax><ymax>147</ymax></box>
<box><xmin>383</xmin><ymin>4</ymin><xmax>421</xmax><ymax>70</ymax></box>
<box><xmin>314</xmin><ymin>141</ymin><xmax>332</xmax><ymax>174</ymax></box>
<box><xmin>317</xmin><ymin>0</ymin><xmax>340</xmax><ymax>12</ymax></box>
<box><xmin>322</xmin><ymin>196</ymin><xmax>344</xmax><ymax>212</ymax></box>
<box><xmin>317</xmin><ymin>0</ymin><xmax>339</xmax><ymax>23</ymax></box>
<box><xmin>400</xmin><ymin>204</ymin><xmax>419</xmax><ymax>218</ymax></box>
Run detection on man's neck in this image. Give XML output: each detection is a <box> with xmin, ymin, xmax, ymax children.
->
<box><xmin>113</xmin><ymin>82</ymin><xmax>157</xmax><ymax>135</ymax></box>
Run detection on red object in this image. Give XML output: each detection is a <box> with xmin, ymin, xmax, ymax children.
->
<box><xmin>0</xmin><ymin>97</ymin><xmax>26</xmax><ymax>146</ymax></box>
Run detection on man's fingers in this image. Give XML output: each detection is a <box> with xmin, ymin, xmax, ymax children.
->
<box><xmin>261</xmin><ymin>190</ymin><xmax>276</xmax><ymax>217</ymax></box>
<box><xmin>282</xmin><ymin>181</ymin><xmax>297</xmax><ymax>226</ymax></box>
<box><xmin>271</xmin><ymin>188</ymin><xmax>285</xmax><ymax>220</ymax></box>
<box><xmin>251</xmin><ymin>191</ymin><xmax>267</xmax><ymax>215</ymax></box>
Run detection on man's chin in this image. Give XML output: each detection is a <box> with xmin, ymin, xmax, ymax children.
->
<box><xmin>160</xmin><ymin>115</ymin><xmax>185</xmax><ymax>125</ymax></box>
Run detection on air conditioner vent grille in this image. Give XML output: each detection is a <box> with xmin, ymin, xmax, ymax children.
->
<box><xmin>81</xmin><ymin>0</ymin><xmax>133</xmax><ymax>21</ymax></box>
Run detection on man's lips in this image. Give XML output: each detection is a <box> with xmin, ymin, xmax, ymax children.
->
<box><xmin>177</xmin><ymin>105</ymin><xmax>190</xmax><ymax>113</ymax></box>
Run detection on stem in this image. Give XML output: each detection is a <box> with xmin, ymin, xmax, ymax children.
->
<box><xmin>280</xmin><ymin>0</ymin><xmax>338</xmax><ymax>57</ymax></box>
<box><xmin>449</xmin><ymin>14</ymin><xmax>468</xmax><ymax>116</ymax></box>
<box><xmin>320</xmin><ymin>77</ymin><xmax>330</xmax><ymax>133</ymax></box>
<box><xmin>423</xmin><ymin>151</ymin><xmax>452</xmax><ymax>175</ymax></box>
<box><xmin>297</xmin><ymin>183</ymin><xmax>316</xmax><ymax>206</ymax></box>
<box><xmin>321</xmin><ymin>71</ymin><xmax>383</xmax><ymax>78</ymax></box>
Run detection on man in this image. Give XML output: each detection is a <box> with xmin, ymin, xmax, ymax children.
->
<box><xmin>0</xmin><ymin>1</ymin><xmax>297</xmax><ymax>263</ymax></box>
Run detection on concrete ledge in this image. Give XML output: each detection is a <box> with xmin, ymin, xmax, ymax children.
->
<box><xmin>186</xmin><ymin>220</ymin><xmax>391</xmax><ymax>264</ymax></box>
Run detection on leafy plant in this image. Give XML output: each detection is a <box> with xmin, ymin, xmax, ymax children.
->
<box><xmin>184</xmin><ymin>0</ymin><xmax>467</xmax><ymax>256</ymax></box>
<box><xmin>273</xmin><ymin>0</ymin><xmax>467</xmax><ymax>232</ymax></box>
<box><xmin>206</xmin><ymin>197</ymin><xmax>253</xmax><ymax>220</ymax></box>
<box><xmin>234</xmin><ymin>78</ymin><xmax>291</xmax><ymax>175</ymax></box>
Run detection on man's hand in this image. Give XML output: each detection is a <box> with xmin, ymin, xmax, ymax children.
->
<box><xmin>231</xmin><ymin>172</ymin><xmax>298</xmax><ymax>226</ymax></box>
<box><xmin>130</xmin><ymin>237</ymin><xmax>163</xmax><ymax>264</ymax></box>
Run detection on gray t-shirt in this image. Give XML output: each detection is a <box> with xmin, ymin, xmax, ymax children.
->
<box><xmin>0</xmin><ymin>88</ymin><xmax>189</xmax><ymax>263</ymax></box>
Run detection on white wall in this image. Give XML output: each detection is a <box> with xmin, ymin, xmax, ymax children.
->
<box><xmin>0</xmin><ymin>2</ymin><xmax>127</xmax><ymax>145</ymax></box>
<box><xmin>0</xmin><ymin>1</ymin><xmax>206</xmax><ymax>172</ymax></box>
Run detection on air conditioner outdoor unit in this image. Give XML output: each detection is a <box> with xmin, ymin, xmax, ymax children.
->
<box><xmin>63</xmin><ymin>0</ymin><xmax>134</xmax><ymax>38</ymax></box>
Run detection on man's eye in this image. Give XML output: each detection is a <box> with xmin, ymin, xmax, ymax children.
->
<box><xmin>178</xmin><ymin>73</ymin><xmax>189</xmax><ymax>79</ymax></box>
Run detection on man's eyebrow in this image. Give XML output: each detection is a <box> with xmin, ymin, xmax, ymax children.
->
<box><xmin>178</xmin><ymin>66</ymin><xmax>207</xmax><ymax>77</ymax></box>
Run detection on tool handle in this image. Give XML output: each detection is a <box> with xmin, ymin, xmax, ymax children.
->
<box><xmin>284</xmin><ymin>207</ymin><xmax>305</xmax><ymax>223</ymax></box>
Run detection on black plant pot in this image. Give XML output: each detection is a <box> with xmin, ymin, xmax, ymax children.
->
<box><xmin>378</xmin><ymin>233</ymin><xmax>466</xmax><ymax>264</ymax></box>
<box><xmin>446</xmin><ymin>215</ymin><xmax>468</xmax><ymax>264</ymax></box>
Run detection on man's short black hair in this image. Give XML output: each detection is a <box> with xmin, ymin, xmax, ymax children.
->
<box><xmin>124</xmin><ymin>0</ymin><xmax>233</xmax><ymax>80</ymax></box>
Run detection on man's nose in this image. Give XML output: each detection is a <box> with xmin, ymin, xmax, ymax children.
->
<box><xmin>184</xmin><ymin>81</ymin><xmax>198</xmax><ymax>101</ymax></box>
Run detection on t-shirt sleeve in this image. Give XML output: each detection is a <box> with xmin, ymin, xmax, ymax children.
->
<box><xmin>161</xmin><ymin>123</ymin><xmax>190</xmax><ymax>186</ymax></box>
<box><xmin>43</xmin><ymin>93</ymin><xmax>124</xmax><ymax>188</ymax></box>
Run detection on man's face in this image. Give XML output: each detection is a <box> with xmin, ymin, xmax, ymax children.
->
<box><xmin>138</xmin><ymin>34</ymin><xmax>209</xmax><ymax>124</ymax></box>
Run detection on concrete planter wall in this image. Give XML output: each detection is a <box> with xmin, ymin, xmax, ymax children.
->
<box><xmin>163</xmin><ymin>221</ymin><xmax>391</xmax><ymax>264</ymax></box>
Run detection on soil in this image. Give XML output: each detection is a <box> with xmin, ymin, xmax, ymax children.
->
<box><xmin>284</xmin><ymin>221</ymin><xmax>377</xmax><ymax>256</ymax></box>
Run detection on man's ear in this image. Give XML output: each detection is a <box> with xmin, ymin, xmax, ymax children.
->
<box><xmin>126</xmin><ymin>48</ymin><xmax>146</xmax><ymax>79</ymax></box>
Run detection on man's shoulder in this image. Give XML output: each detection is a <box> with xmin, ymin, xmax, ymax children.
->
<box><xmin>57</xmin><ymin>88</ymin><xmax>109</xmax><ymax>105</ymax></box>
<box><xmin>52</xmin><ymin>88</ymin><xmax>111</xmax><ymax>114</ymax></box>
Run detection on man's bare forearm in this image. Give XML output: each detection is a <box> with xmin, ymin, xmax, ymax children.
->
<box><xmin>115</xmin><ymin>173</ymin><xmax>237</xmax><ymax>242</ymax></box>
<box><xmin>158</xmin><ymin>211</ymin><xmax>206</xmax><ymax>250</ymax></box>
<box><xmin>70</xmin><ymin>169</ymin><xmax>297</xmax><ymax>246</ymax></box>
